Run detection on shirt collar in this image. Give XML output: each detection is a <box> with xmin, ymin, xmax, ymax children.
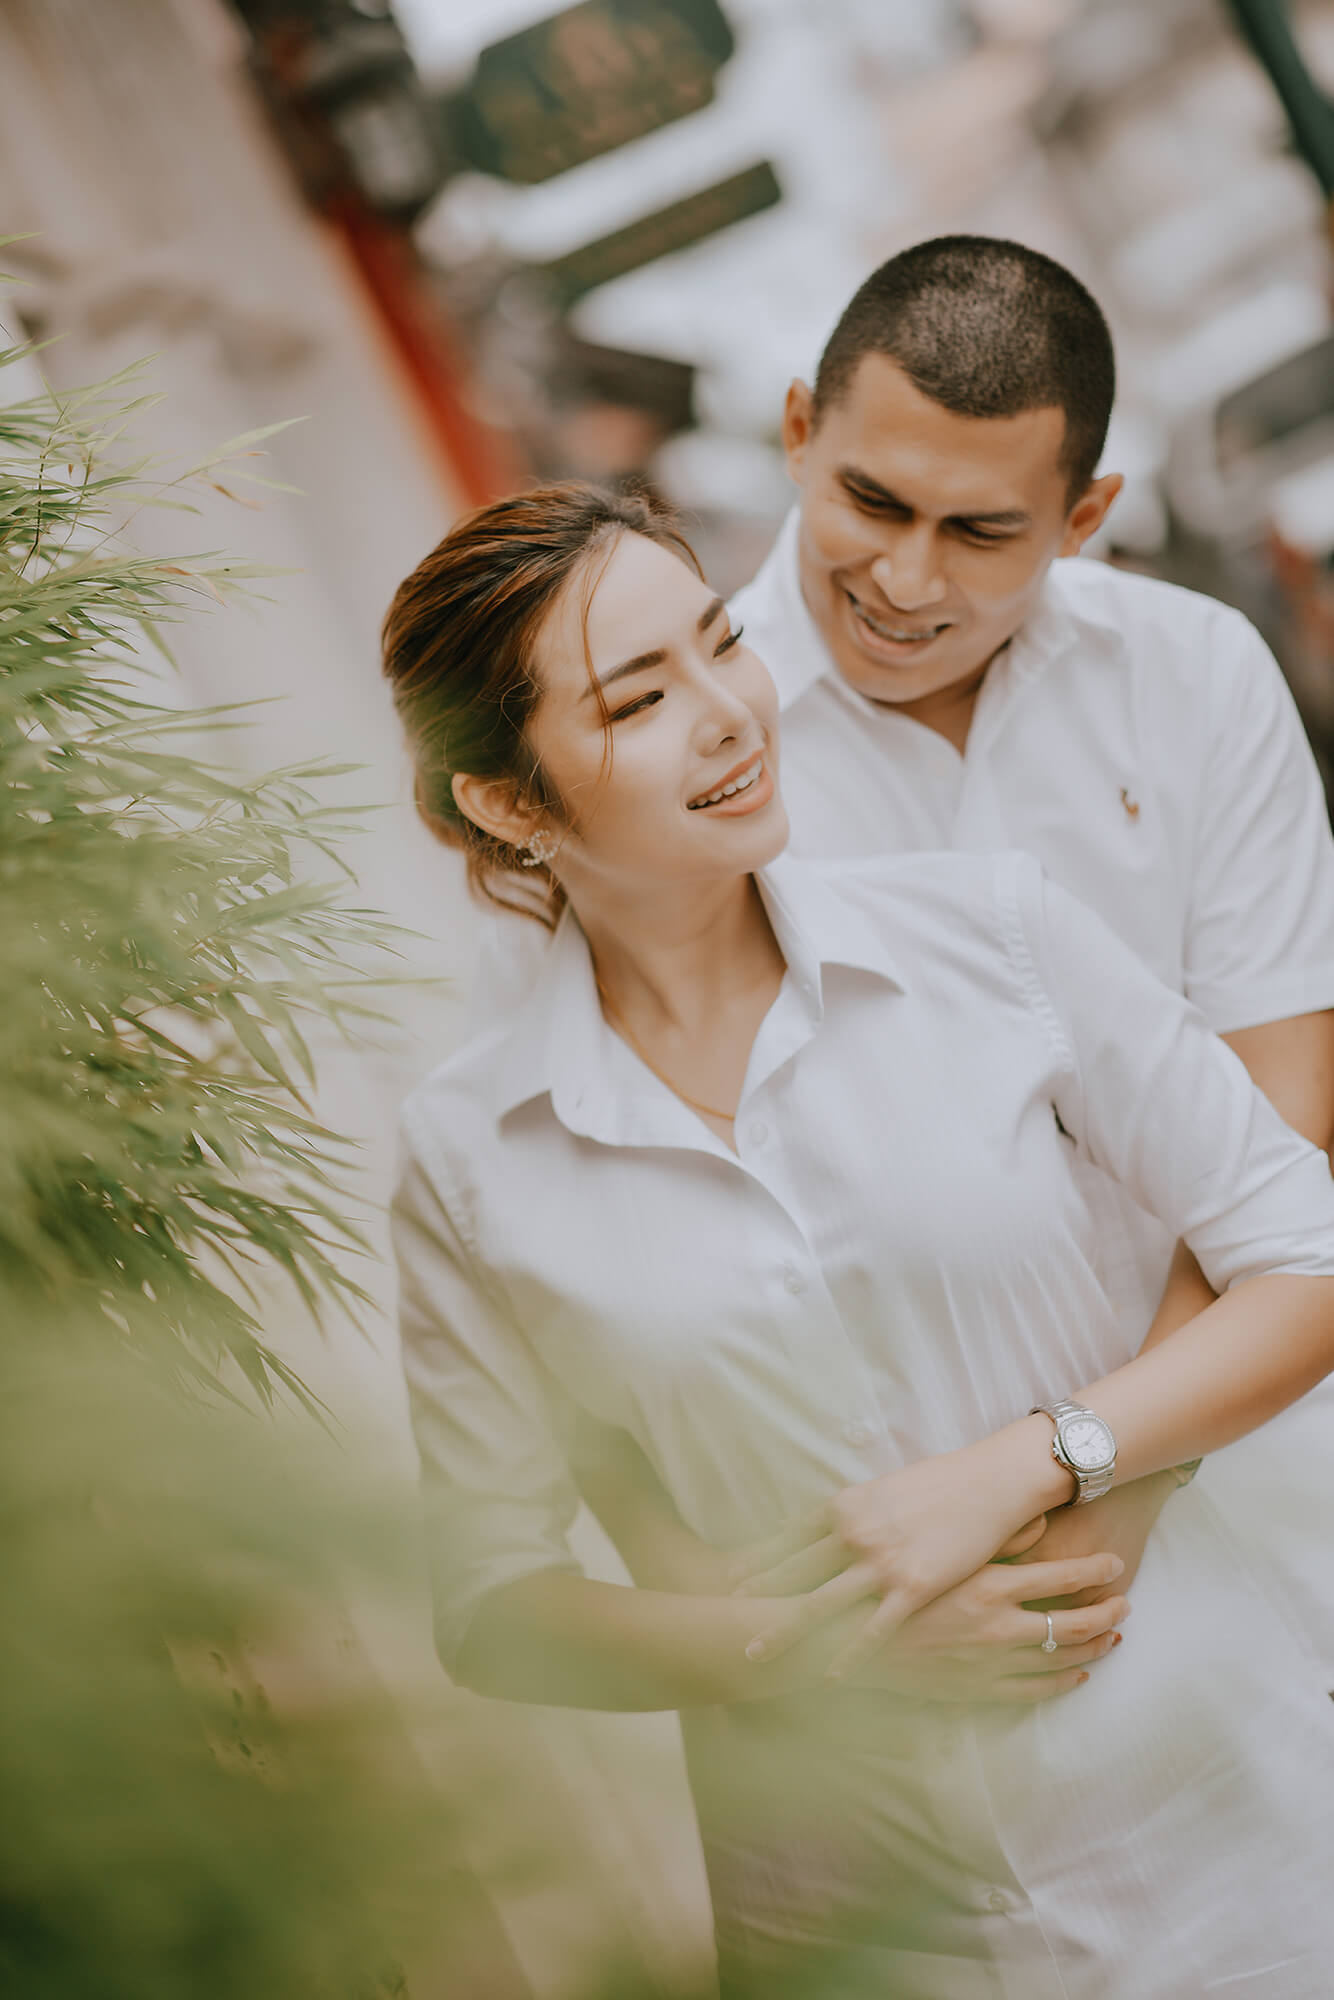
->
<box><xmin>997</xmin><ymin>559</ymin><xmax>1119</xmax><ymax>692</ymax></box>
<box><xmin>490</xmin><ymin>858</ymin><xmax>906</xmax><ymax>1135</ymax></box>
<box><xmin>757</xmin><ymin>854</ymin><xmax>908</xmax><ymax>1000</ymax></box>
<box><xmin>730</xmin><ymin>507</ymin><xmax>831</xmax><ymax>711</ymax></box>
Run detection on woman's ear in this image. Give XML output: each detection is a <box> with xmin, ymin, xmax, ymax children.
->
<box><xmin>451</xmin><ymin>771</ymin><xmax>540</xmax><ymax>850</ymax></box>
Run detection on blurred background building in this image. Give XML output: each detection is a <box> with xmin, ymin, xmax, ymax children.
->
<box><xmin>2</xmin><ymin>1</ymin><xmax>1333</xmax><ymax>1994</ymax></box>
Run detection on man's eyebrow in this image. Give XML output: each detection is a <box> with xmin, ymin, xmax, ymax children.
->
<box><xmin>582</xmin><ymin>597</ymin><xmax>727</xmax><ymax>699</ymax></box>
<box><xmin>837</xmin><ymin>465</ymin><xmax>1031</xmax><ymax>529</ymax></box>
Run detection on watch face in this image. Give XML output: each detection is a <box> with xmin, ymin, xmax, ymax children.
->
<box><xmin>1061</xmin><ymin>1416</ymin><xmax>1115</xmax><ymax>1470</ymax></box>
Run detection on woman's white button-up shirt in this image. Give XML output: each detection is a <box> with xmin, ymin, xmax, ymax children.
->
<box><xmin>395</xmin><ymin>851</ymin><xmax>1334</xmax><ymax>1999</ymax></box>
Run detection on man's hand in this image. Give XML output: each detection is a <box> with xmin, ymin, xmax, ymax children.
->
<box><xmin>1021</xmin><ymin>1472</ymin><xmax>1177</xmax><ymax>1611</ymax></box>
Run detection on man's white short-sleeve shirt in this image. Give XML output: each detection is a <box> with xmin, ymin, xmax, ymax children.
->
<box><xmin>734</xmin><ymin>508</ymin><xmax>1334</xmax><ymax>1035</ymax></box>
<box><xmin>729</xmin><ymin>510</ymin><xmax>1334</xmax><ymax>1342</ymax></box>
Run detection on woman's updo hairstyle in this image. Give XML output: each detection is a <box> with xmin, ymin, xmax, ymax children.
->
<box><xmin>382</xmin><ymin>481</ymin><xmax>700</xmax><ymax>925</ymax></box>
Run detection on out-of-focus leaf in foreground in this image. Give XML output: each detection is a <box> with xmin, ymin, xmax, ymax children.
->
<box><xmin>0</xmin><ymin>314</ymin><xmax>526</xmax><ymax>1997</ymax></box>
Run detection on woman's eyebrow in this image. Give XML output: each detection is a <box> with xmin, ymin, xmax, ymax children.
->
<box><xmin>583</xmin><ymin>597</ymin><xmax>727</xmax><ymax>699</ymax></box>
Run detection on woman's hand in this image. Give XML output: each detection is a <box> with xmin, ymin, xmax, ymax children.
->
<box><xmin>735</xmin><ymin>1430</ymin><xmax>1068</xmax><ymax>1677</ymax></box>
<box><xmin>849</xmin><ymin>1552</ymin><xmax>1130</xmax><ymax>1703</ymax></box>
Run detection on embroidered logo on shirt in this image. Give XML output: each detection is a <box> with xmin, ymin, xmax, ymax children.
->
<box><xmin>1119</xmin><ymin>787</ymin><xmax>1140</xmax><ymax>820</ymax></box>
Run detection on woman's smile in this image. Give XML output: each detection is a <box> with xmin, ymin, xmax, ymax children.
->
<box><xmin>686</xmin><ymin>749</ymin><xmax>769</xmax><ymax>812</ymax></box>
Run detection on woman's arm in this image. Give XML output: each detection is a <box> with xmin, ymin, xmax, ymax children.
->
<box><xmin>570</xmin><ymin>1414</ymin><xmax>734</xmax><ymax>1595</ymax></box>
<box><xmin>396</xmin><ymin>1108</ymin><xmax>1127</xmax><ymax>1712</ymax></box>
<box><xmin>455</xmin><ymin>1550</ymin><xmax>1128</xmax><ymax>1710</ymax></box>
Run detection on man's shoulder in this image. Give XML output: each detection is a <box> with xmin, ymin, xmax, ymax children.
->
<box><xmin>727</xmin><ymin>512</ymin><xmax>792</xmax><ymax>622</ymax></box>
<box><xmin>1050</xmin><ymin>558</ymin><xmax>1258</xmax><ymax>667</ymax></box>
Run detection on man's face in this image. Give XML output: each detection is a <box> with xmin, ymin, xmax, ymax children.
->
<box><xmin>783</xmin><ymin>354</ymin><xmax>1120</xmax><ymax>709</ymax></box>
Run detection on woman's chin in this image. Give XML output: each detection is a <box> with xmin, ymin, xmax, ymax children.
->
<box><xmin>717</xmin><ymin>797</ymin><xmax>790</xmax><ymax>875</ymax></box>
<box><xmin>753</xmin><ymin>799</ymin><xmax>791</xmax><ymax>865</ymax></box>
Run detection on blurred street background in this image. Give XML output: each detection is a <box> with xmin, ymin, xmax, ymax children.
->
<box><xmin>3</xmin><ymin>2</ymin><xmax>1333</xmax><ymax>1993</ymax></box>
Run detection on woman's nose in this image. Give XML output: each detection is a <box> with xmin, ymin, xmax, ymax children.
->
<box><xmin>693</xmin><ymin>667</ymin><xmax>751</xmax><ymax>747</ymax></box>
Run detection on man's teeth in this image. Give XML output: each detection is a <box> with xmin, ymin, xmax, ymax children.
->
<box><xmin>688</xmin><ymin>761</ymin><xmax>761</xmax><ymax>809</ymax></box>
<box><xmin>853</xmin><ymin>601</ymin><xmax>943</xmax><ymax>643</ymax></box>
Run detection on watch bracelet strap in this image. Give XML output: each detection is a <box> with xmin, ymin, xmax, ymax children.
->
<box><xmin>1032</xmin><ymin>1398</ymin><xmax>1085</xmax><ymax>1422</ymax></box>
<box><xmin>1035</xmin><ymin>1403</ymin><xmax>1200</xmax><ymax>1493</ymax></box>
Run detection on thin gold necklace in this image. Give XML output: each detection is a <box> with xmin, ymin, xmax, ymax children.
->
<box><xmin>595</xmin><ymin>978</ymin><xmax>735</xmax><ymax>1123</ymax></box>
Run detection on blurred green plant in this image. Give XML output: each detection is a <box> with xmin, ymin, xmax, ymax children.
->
<box><xmin>0</xmin><ymin>285</ymin><xmax>534</xmax><ymax>1997</ymax></box>
<box><xmin>0</xmin><ymin>312</ymin><xmax>398</xmax><ymax>1407</ymax></box>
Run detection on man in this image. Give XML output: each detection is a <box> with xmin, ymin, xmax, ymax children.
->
<box><xmin>579</xmin><ymin>237</ymin><xmax>1334</xmax><ymax>1653</ymax></box>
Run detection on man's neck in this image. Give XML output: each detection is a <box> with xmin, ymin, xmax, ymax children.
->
<box><xmin>867</xmin><ymin>656</ymin><xmax>995</xmax><ymax>755</ymax></box>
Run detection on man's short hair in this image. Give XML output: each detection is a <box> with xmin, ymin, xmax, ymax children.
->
<box><xmin>812</xmin><ymin>236</ymin><xmax>1116</xmax><ymax>506</ymax></box>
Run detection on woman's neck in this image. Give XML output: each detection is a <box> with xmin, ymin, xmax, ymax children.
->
<box><xmin>575</xmin><ymin>872</ymin><xmax>784</xmax><ymax>1035</ymax></box>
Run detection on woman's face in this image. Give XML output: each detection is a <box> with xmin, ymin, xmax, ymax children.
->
<box><xmin>525</xmin><ymin>531</ymin><xmax>788</xmax><ymax>898</ymax></box>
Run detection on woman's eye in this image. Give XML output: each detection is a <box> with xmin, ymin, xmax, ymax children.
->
<box><xmin>714</xmin><ymin>624</ymin><xmax>744</xmax><ymax>658</ymax></box>
<box><xmin>609</xmin><ymin>690</ymin><xmax>663</xmax><ymax>722</ymax></box>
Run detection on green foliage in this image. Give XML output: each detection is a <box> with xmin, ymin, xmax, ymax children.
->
<box><xmin>0</xmin><ymin>343</ymin><xmax>396</xmax><ymax>1407</ymax></box>
<box><xmin>0</xmin><ymin>318</ymin><xmax>517</xmax><ymax>1997</ymax></box>
<box><xmin>1</xmin><ymin>1357</ymin><xmax>453</xmax><ymax>2000</ymax></box>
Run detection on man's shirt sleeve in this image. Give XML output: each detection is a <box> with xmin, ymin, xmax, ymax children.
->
<box><xmin>1183</xmin><ymin>609</ymin><xmax>1334</xmax><ymax>1034</ymax></box>
<box><xmin>1009</xmin><ymin>857</ymin><xmax>1334</xmax><ymax>1294</ymax></box>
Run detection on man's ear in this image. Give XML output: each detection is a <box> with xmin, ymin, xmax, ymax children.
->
<box><xmin>451</xmin><ymin>770</ymin><xmax>540</xmax><ymax>851</ymax></box>
<box><xmin>1060</xmin><ymin>472</ymin><xmax>1123</xmax><ymax>556</ymax></box>
<box><xmin>781</xmin><ymin>379</ymin><xmax>817</xmax><ymax>484</ymax></box>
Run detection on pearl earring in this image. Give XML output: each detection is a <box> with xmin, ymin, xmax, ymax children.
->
<box><xmin>518</xmin><ymin>828</ymin><xmax>556</xmax><ymax>868</ymax></box>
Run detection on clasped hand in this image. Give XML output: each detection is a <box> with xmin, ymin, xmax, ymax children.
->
<box><xmin>733</xmin><ymin>1449</ymin><xmax>1154</xmax><ymax>1693</ymax></box>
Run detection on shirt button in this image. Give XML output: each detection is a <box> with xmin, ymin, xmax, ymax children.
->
<box><xmin>782</xmin><ymin>1265</ymin><xmax>806</xmax><ymax>1295</ymax></box>
<box><xmin>748</xmin><ymin>1120</ymin><xmax>769</xmax><ymax>1146</ymax></box>
<box><xmin>843</xmin><ymin>1420</ymin><xmax>876</xmax><ymax>1449</ymax></box>
<box><xmin>986</xmin><ymin>1889</ymin><xmax>1010</xmax><ymax>1914</ymax></box>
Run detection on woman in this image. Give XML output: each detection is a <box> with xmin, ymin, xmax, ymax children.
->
<box><xmin>386</xmin><ymin>484</ymin><xmax>1334</xmax><ymax>1999</ymax></box>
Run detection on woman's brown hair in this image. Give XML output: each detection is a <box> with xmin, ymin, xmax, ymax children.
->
<box><xmin>381</xmin><ymin>481</ymin><xmax>699</xmax><ymax>925</ymax></box>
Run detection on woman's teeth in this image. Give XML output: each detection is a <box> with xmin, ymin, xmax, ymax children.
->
<box><xmin>688</xmin><ymin>761</ymin><xmax>762</xmax><ymax>809</ymax></box>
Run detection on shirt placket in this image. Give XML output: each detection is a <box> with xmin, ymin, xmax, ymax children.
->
<box><xmin>951</xmin><ymin>660</ymin><xmax>1021</xmax><ymax>854</ymax></box>
<box><xmin>731</xmin><ymin>979</ymin><xmax>900</xmax><ymax>1472</ymax></box>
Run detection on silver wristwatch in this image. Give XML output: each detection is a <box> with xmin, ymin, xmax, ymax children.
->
<box><xmin>1030</xmin><ymin>1398</ymin><xmax>1118</xmax><ymax>1505</ymax></box>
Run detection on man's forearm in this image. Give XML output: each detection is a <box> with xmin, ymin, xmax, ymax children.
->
<box><xmin>1141</xmin><ymin>1239</ymin><xmax>1218</xmax><ymax>1353</ymax></box>
<box><xmin>1071</xmin><ymin>1272</ymin><xmax>1334</xmax><ymax>1484</ymax></box>
<box><xmin>1140</xmin><ymin>1009</ymin><xmax>1334</xmax><ymax>1359</ymax></box>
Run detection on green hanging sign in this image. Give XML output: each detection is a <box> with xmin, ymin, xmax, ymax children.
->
<box><xmin>539</xmin><ymin>161</ymin><xmax>782</xmax><ymax>303</ymax></box>
<box><xmin>449</xmin><ymin>0</ymin><xmax>736</xmax><ymax>186</ymax></box>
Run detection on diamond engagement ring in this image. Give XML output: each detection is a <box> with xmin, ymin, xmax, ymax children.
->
<box><xmin>1042</xmin><ymin>1613</ymin><xmax>1058</xmax><ymax>1655</ymax></box>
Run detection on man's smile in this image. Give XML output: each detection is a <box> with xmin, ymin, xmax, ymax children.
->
<box><xmin>843</xmin><ymin>586</ymin><xmax>953</xmax><ymax>657</ymax></box>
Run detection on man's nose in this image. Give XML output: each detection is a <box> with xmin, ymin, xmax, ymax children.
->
<box><xmin>869</xmin><ymin>538</ymin><xmax>947</xmax><ymax>612</ymax></box>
